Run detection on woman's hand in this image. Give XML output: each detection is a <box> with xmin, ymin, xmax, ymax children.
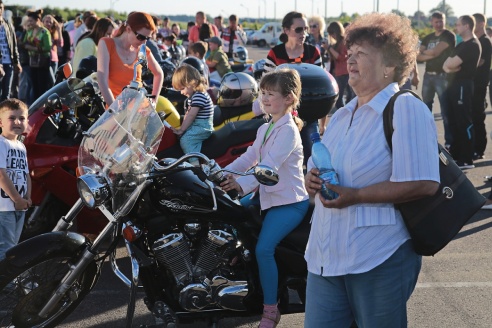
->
<box><xmin>318</xmin><ymin>183</ymin><xmax>360</xmax><ymax>209</ymax></box>
<box><xmin>171</xmin><ymin>127</ymin><xmax>184</xmax><ymax>136</ymax></box>
<box><xmin>220</xmin><ymin>174</ymin><xmax>242</xmax><ymax>193</ymax></box>
<box><xmin>305</xmin><ymin>168</ymin><xmax>323</xmax><ymax>197</ymax></box>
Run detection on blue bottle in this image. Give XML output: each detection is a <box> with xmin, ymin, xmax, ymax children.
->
<box><xmin>310</xmin><ymin>132</ymin><xmax>339</xmax><ymax>200</ymax></box>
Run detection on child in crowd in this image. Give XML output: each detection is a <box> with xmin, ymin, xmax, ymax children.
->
<box><xmin>205</xmin><ymin>36</ymin><xmax>232</xmax><ymax>78</ymax></box>
<box><xmin>220</xmin><ymin>69</ymin><xmax>309</xmax><ymax>328</ymax></box>
<box><xmin>171</xmin><ymin>65</ymin><xmax>214</xmax><ymax>165</ymax></box>
<box><xmin>189</xmin><ymin>41</ymin><xmax>210</xmax><ymax>81</ymax></box>
<box><xmin>0</xmin><ymin>99</ymin><xmax>31</xmax><ymax>260</ymax></box>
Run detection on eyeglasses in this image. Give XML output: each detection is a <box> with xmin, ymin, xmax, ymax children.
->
<box><xmin>133</xmin><ymin>30</ymin><xmax>150</xmax><ymax>41</ymax></box>
<box><xmin>292</xmin><ymin>26</ymin><xmax>308</xmax><ymax>34</ymax></box>
<box><xmin>309</xmin><ymin>24</ymin><xmax>319</xmax><ymax>29</ymax></box>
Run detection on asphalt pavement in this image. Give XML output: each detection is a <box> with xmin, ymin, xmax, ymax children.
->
<box><xmin>55</xmin><ymin>47</ymin><xmax>492</xmax><ymax>327</ymax></box>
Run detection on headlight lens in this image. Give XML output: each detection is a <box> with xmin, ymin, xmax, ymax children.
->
<box><xmin>77</xmin><ymin>174</ymin><xmax>111</xmax><ymax>208</ymax></box>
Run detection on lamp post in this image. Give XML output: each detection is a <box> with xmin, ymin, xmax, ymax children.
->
<box><xmin>240</xmin><ymin>4</ymin><xmax>250</xmax><ymax>18</ymax></box>
<box><xmin>109</xmin><ymin>0</ymin><xmax>119</xmax><ymax>12</ymax></box>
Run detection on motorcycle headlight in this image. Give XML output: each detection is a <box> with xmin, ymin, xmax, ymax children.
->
<box><xmin>77</xmin><ymin>174</ymin><xmax>111</xmax><ymax>208</ymax></box>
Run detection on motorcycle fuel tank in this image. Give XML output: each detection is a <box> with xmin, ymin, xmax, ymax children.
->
<box><xmin>149</xmin><ymin>168</ymin><xmax>249</xmax><ymax>222</ymax></box>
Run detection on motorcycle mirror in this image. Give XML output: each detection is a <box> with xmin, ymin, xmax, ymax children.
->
<box><xmin>250</xmin><ymin>165</ymin><xmax>279</xmax><ymax>186</ymax></box>
<box><xmin>63</xmin><ymin>62</ymin><xmax>73</xmax><ymax>79</ymax></box>
<box><xmin>44</xmin><ymin>93</ymin><xmax>62</xmax><ymax>114</ymax></box>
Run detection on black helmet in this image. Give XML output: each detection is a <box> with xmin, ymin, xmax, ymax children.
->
<box><xmin>159</xmin><ymin>59</ymin><xmax>176</xmax><ymax>87</ymax></box>
<box><xmin>76</xmin><ymin>55</ymin><xmax>97</xmax><ymax>79</ymax></box>
<box><xmin>276</xmin><ymin>63</ymin><xmax>339</xmax><ymax>121</ymax></box>
<box><xmin>179</xmin><ymin>56</ymin><xmax>205</xmax><ymax>76</ymax></box>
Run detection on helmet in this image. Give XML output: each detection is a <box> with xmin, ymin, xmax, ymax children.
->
<box><xmin>218</xmin><ymin>72</ymin><xmax>258</xmax><ymax>107</ymax></box>
<box><xmin>179</xmin><ymin>56</ymin><xmax>205</xmax><ymax>76</ymax></box>
<box><xmin>76</xmin><ymin>55</ymin><xmax>97</xmax><ymax>79</ymax></box>
<box><xmin>168</xmin><ymin>45</ymin><xmax>185</xmax><ymax>66</ymax></box>
<box><xmin>253</xmin><ymin>59</ymin><xmax>266</xmax><ymax>81</ymax></box>
<box><xmin>276</xmin><ymin>63</ymin><xmax>339</xmax><ymax>121</ymax></box>
<box><xmin>233</xmin><ymin>46</ymin><xmax>248</xmax><ymax>63</ymax></box>
<box><xmin>159</xmin><ymin>59</ymin><xmax>176</xmax><ymax>87</ymax></box>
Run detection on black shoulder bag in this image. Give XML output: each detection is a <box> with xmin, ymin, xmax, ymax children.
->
<box><xmin>383</xmin><ymin>90</ymin><xmax>485</xmax><ymax>256</ymax></box>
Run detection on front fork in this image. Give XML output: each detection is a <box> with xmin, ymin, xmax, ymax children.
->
<box><xmin>38</xmin><ymin>204</ymin><xmax>118</xmax><ymax>318</ymax></box>
<box><xmin>38</xmin><ymin>181</ymin><xmax>150</xmax><ymax>318</ymax></box>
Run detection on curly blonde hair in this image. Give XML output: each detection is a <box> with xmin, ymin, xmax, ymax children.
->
<box><xmin>345</xmin><ymin>13</ymin><xmax>418</xmax><ymax>85</ymax></box>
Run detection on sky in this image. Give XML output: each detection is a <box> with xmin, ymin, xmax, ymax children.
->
<box><xmin>7</xmin><ymin>0</ymin><xmax>492</xmax><ymax>19</ymax></box>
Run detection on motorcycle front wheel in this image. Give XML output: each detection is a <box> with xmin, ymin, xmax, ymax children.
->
<box><xmin>0</xmin><ymin>254</ymin><xmax>97</xmax><ymax>327</ymax></box>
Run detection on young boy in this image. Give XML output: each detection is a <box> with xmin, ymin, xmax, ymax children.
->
<box><xmin>189</xmin><ymin>41</ymin><xmax>211</xmax><ymax>84</ymax></box>
<box><xmin>0</xmin><ymin>99</ymin><xmax>31</xmax><ymax>260</ymax></box>
<box><xmin>205</xmin><ymin>36</ymin><xmax>232</xmax><ymax>78</ymax></box>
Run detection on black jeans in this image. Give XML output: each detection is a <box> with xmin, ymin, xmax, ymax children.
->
<box><xmin>446</xmin><ymin>79</ymin><xmax>474</xmax><ymax>163</ymax></box>
<box><xmin>30</xmin><ymin>65</ymin><xmax>53</xmax><ymax>100</ymax></box>
<box><xmin>472</xmin><ymin>83</ymin><xmax>488</xmax><ymax>156</ymax></box>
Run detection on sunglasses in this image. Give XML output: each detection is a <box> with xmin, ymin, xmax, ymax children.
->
<box><xmin>292</xmin><ymin>26</ymin><xmax>308</xmax><ymax>34</ymax></box>
<box><xmin>309</xmin><ymin>24</ymin><xmax>319</xmax><ymax>28</ymax></box>
<box><xmin>133</xmin><ymin>30</ymin><xmax>150</xmax><ymax>41</ymax></box>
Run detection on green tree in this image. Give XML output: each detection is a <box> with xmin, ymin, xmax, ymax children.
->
<box><xmin>429</xmin><ymin>1</ymin><xmax>454</xmax><ymax>17</ymax></box>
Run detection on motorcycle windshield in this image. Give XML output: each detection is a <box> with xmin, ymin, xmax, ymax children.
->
<box><xmin>28</xmin><ymin>77</ymin><xmax>91</xmax><ymax>115</ymax></box>
<box><xmin>78</xmin><ymin>88</ymin><xmax>165</xmax><ymax>214</ymax></box>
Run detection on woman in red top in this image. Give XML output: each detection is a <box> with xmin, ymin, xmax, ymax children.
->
<box><xmin>97</xmin><ymin>12</ymin><xmax>163</xmax><ymax>106</ymax></box>
<box><xmin>326</xmin><ymin>21</ymin><xmax>353</xmax><ymax>109</ymax></box>
<box><xmin>263</xmin><ymin>11</ymin><xmax>322</xmax><ymax>164</ymax></box>
<box><xmin>264</xmin><ymin>11</ymin><xmax>321</xmax><ymax>71</ymax></box>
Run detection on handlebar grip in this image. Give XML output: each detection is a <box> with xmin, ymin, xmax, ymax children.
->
<box><xmin>226</xmin><ymin>189</ymin><xmax>239</xmax><ymax>200</ymax></box>
<box><xmin>216</xmin><ymin>175</ymin><xmax>239</xmax><ymax>200</ymax></box>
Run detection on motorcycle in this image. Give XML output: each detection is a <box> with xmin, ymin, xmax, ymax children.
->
<box><xmin>21</xmin><ymin>52</ymin><xmax>265</xmax><ymax>239</ymax></box>
<box><xmin>0</xmin><ymin>57</ymin><xmax>311</xmax><ymax>327</ymax></box>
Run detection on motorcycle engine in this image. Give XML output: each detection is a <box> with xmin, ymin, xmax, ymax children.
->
<box><xmin>151</xmin><ymin>226</ymin><xmax>248</xmax><ymax>312</ymax></box>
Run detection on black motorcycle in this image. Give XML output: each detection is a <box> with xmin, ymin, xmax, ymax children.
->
<box><xmin>0</xmin><ymin>52</ymin><xmax>312</xmax><ymax>328</ymax></box>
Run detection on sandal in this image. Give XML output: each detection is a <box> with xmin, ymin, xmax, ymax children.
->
<box><xmin>258</xmin><ymin>305</ymin><xmax>281</xmax><ymax>328</ymax></box>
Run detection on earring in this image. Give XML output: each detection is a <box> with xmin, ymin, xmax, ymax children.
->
<box><xmin>384</xmin><ymin>74</ymin><xmax>388</xmax><ymax>78</ymax></box>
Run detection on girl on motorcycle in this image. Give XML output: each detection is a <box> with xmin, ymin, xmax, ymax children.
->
<box><xmin>171</xmin><ymin>64</ymin><xmax>214</xmax><ymax>166</ymax></box>
<box><xmin>221</xmin><ymin>68</ymin><xmax>309</xmax><ymax>328</ymax></box>
<box><xmin>97</xmin><ymin>11</ymin><xmax>163</xmax><ymax>107</ymax></box>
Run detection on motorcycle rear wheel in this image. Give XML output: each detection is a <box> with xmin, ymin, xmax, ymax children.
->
<box><xmin>0</xmin><ymin>255</ymin><xmax>97</xmax><ymax>327</ymax></box>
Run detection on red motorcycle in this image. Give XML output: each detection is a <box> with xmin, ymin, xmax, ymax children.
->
<box><xmin>22</xmin><ymin>69</ymin><xmax>265</xmax><ymax>239</ymax></box>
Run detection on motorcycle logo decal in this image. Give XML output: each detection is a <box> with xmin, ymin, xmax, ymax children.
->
<box><xmin>160</xmin><ymin>199</ymin><xmax>194</xmax><ymax>212</ymax></box>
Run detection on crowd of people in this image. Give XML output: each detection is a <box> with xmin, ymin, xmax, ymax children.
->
<box><xmin>2</xmin><ymin>3</ymin><xmax>492</xmax><ymax>327</ymax></box>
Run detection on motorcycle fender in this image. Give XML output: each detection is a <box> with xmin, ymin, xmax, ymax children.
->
<box><xmin>5</xmin><ymin>231</ymin><xmax>89</xmax><ymax>268</ymax></box>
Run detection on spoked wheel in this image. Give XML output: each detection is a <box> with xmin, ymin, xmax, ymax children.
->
<box><xmin>0</xmin><ymin>255</ymin><xmax>97</xmax><ymax>327</ymax></box>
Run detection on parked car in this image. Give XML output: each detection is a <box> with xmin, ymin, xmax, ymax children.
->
<box><xmin>249</xmin><ymin>22</ymin><xmax>282</xmax><ymax>47</ymax></box>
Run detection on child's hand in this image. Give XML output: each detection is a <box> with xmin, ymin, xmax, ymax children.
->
<box><xmin>220</xmin><ymin>174</ymin><xmax>242</xmax><ymax>193</ymax></box>
<box><xmin>14</xmin><ymin>198</ymin><xmax>30</xmax><ymax>210</ymax></box>
<box><xmin>172</xmin><ymin>127</ymin><xmax>184</xmax><ymax>136</ymax></box>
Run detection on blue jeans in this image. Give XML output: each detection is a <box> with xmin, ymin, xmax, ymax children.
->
<box><xmin>300</xmin><ymin>120</ymin><xmax>319</xmax><ymax>166</ymax></box>
<box><xmin>0</xmin><ymin>63</ymin><xmax>14</xmax><ymax>100</ymax></box>
<box><xmin>305</xmin><ymin>240</ymin><xmax>421</xmax><ymax>328</ymax></box>
<box><xmin>422</xmin><ymin>72</ymin><xmax>452</xmax><ymax>145</ymax></box>
<box><xmin>0</xmin><ymin>211</ymin><xmax>25</xmax><ymax>260</ymax></box>
<box><xmin>241</xmin><ymin>194</ymin><xmax>309</xmax><ymax>305</ymax></box>
<box><xmin>19</xmin><ymin>64</ymin><xmax>33</xmax><ymax>105</ymax></box>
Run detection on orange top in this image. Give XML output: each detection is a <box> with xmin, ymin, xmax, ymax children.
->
<box><xmin>101</xmin><ymin>37</ymin><xmax>150</xmax><ymax>98</ymax></box>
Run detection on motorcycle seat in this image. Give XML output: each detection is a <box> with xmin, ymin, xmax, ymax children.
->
<box><xmin>213</xmin><ymin>104</ymin><xmax>254</xmax><ymax>127</ymax></box>
<box><xmin>157</xmin><ymin>118</ymin><xmax>267</xmax><ymax>160</ymax></box>
<box><xmin>246</xmin><ymin>201</ymin><xmax>315</xmax><ymax>253</ymax></box>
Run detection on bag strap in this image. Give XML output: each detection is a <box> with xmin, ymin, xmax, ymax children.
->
<box><xmin>382</xmin><ymin>89</ymin><xmax>422</xmax><ymax>151</ymax></box>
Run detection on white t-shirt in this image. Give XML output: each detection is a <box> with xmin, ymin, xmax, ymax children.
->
<box><xmin>0</xmin><ymin>136</ymin><xmax>29</xmax><ymax>211</ymax></box>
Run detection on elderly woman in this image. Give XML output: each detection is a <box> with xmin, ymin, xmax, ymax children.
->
<box><xmin>303</xmin><ymin>13</ymin><xmax>440</xmax><ymax>327</ymax></box>
<box><xmin>97</xmin><ymin>12</ymin><xmax>163</xmax><ymax>106</ymax></box>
